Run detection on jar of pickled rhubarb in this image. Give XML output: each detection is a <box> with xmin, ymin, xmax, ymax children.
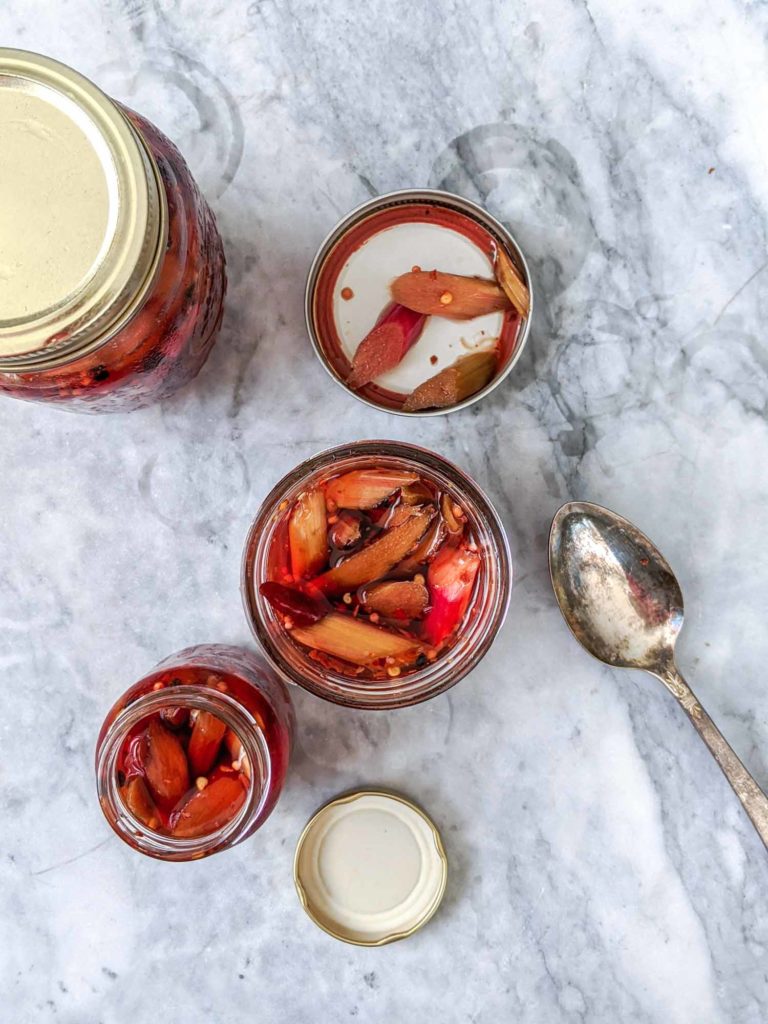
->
<box><xmin>0</xmin><ymin>50</ymin><xmax>226</xmax><ymax>412</ymax></box>
<box><xmin>242</xmin><ymin>441</ymin><xmax>512</xmax><ymax>709</ymax></box>
<box><xmin>95</xmin><ymin>645</ymin><xmax>294</xmax><ymax>861</ymax></box>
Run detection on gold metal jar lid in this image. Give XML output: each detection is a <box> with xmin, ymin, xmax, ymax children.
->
<box><xmin>294</xmin><ymin>789</ymin><xmax>448</xmax><ymax>946</ymax></box>
<box><xmin>0</xmin><ymin>49</ymin><xmax>166</xmax><ymax>367</ymax></box>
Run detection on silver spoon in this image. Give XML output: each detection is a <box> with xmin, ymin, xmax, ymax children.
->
<box><xmin>549</xmin><ymin>500</ymin><xmax>768</xmax><ymax>848</ymax></box>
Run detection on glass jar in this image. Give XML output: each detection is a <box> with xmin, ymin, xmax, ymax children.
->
<box><xmin>95</xmin><ymin>645</ymin><xmax>294</xmax><ymax>861</ymax></box>
<box><xmin>0</xmin><ymin>49</ymin><xmax>226</xmax><ymax>412</ymax></box>
<box><xmin>242</xmin><ymin>440</ymin><xmax>512</xmax><ymax>709</ymax></box>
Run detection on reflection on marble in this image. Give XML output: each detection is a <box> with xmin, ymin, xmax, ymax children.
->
<box><xmin>2</xmin><ymin>2</ymin><xmax>767</xmax><ymax>1022</ymax></box>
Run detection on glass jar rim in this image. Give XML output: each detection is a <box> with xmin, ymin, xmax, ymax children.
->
<box><xmin>241</xmin><ymin>439</ymin><xmax>512</xmax><ymax>710</ymax></box>
<box><xmin>0</xmin><ymin>48</ymin><xmax>167</xmax><ymax>370</ymax></box>
<box><xmin>95</xmin><ymin>686</ymin><xmax>271</xmax><ymax>860</ymax></box>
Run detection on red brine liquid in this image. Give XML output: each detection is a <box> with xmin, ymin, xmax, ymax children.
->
<box><xmin>260</xmin><ymin>463</ymin><xmax>484</xmax><ymax>680</ymax></box>
<box><xmin>117</xmin><ymin>705</ymin><xmax>248</xmax><ymax>839</ymax></box>
<box><xmin>97</xmin><ymin>647</ymin><xmax>294</xmax><ymax>856</ymax></box>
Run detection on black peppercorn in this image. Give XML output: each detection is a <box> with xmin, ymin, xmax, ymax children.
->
<box><xmin>141</xmin><ymin>350</ymin><xmax>164</xmax><ymax>372</ymax></box>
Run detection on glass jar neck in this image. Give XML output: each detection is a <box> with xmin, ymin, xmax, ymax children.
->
<box><xmin>96</xmin><ymin>686</ymin><xmax>271</xmax><ymax>861</ymax></box>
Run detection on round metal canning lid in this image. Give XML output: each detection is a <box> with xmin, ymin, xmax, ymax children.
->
<box><xmin>294</xmin><ymin>789</ymin><xmax>448</xmax><ymax>946</ymax></box>
<box><xmin>0</xmin><ymin>48</ymin><xmax>165</xmax><ymax>366</ymax></box>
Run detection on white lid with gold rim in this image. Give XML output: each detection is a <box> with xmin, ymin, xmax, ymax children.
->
<box><xmin>0</xmin><ymin>48</ymin><xmax>165</xmax><ymax>365</ymax></box>
<box><xmin>294</xmin><ymin>790</ymin><xmax>448</xmax><ymax>946</ymax></box>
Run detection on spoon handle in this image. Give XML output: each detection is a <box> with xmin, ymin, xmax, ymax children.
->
<box><xmin>657</xmin><ymin>664</ymin><xmax>768</xmax><ymax>848</ymax></box>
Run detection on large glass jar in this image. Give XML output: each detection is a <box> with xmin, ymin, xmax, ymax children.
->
<box><xmin>0</xmin><ymin>49</ymin><xmax>226</xmax><ymax>412</ymax></box>
<box><xmin>95</xmin><ymin>645</ymin><xmax>294</xmax><ymax>861</ymax></box>
<box><xmin>242</xmin><ymin>440</ymin><xmax>512</xmax><ymax>709</ymax></box>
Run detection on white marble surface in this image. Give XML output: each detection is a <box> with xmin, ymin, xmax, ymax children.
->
<box><xmin>2</xmin><ymin>2</ymin><xmax>768</xmax><ymax>1021</ymax></box>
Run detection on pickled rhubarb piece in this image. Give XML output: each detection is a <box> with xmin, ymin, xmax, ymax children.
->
<box><xmin>187</xmin><ymin>710</ymin><xmax>228</xmax><ymax>776</ymax></box>
<box><xmin>224</xmin><ymin>728</ymin><xmax>243</xmax><ymax>762</ymax></box>
<box><xmin>171</xmin><ymin>777</ymin><xmax>247</xmax><ymax>838</ymax></box>
<box><xmin>381</xmin><ymin>502</ymin><xmax>421</xmax><ymax>530</ymax></box>
<box><xmin>347</xmin><ymin>304</ymin><xmax>427</xmax><ymax>388</ymax></box>
<box><xmin>494</xmin><ymin>246</ymin><xmax>530</xmax><ymax>318</ymax></box>
<box><xmin>143</xmin><ymin>719</ymin><xmax>190</xmax><ymax>808</ymax></box>
<box><xmin>325</xmin><ymin>469</ymin><xmax>419</xmax><ymax>510</ymax></box>
<box><xmin>260</xmin><ymin>581</ymin><xmax>328</xmax><ymax>626</ymax></box>
<box><xmin>205</xmin><ymin>762</ymin><xmax>245</xmax><ymax>785</ymax></box>
<box><xmin>159</xmin><ymin>706</ymin><xmax>188</xmax><ymax>729</ymax></box>
<box><xmin>121</xmin><ymin>728</ymin><xmax>148</xmax><ymax>780</ymax></box>
<box><xmin>289</xmin><ymin>489</ymin><xmax>328</xmax><ymax>579</ymax></box>
<box><xmin>291</xmin><ymin>612</ymin><xmax>422</xmax><ymax>665</ymax></box>
<box><xmin>121</xmin><ymin>776</ymin><xmax>160</xmax><ymax>830</ymax></box>
<box><xmin>313</xmin><ymin>506</ymin><xmax>435</xmax><ymax>594</ymax></box>
<box><xmin>402</xmin><ymin>350</ymin><xmax>497</xmax><ymax>412</ymax></box>
<box><xmin>328</xmin><ymin>510</ymin><xmax>362</xmax><ymax>549</ymax></box>
<box><xmin>395</xmin><ymin>516</ymin><xmax>447</xmax><ymax>575</ymax></box>
<box><xmin>362</xmin><ymin>580</ymin><xmax>429</xmax><ymax>619</ymax></box>
<box><xmin>391</xmin><ymin>270</ymin><xmax>511</xmax><ymax>320</ymax></box>
<box><xmin>422</xmin><ymin>545</ymin><xmax>481</xmax><ymax>646</ymax></box>
<box><xmin>441</xmin><ymin>493</ymin><xmax>466</xmax><ymax>537</ymax></box>
<box><xmin>223</xmin><ymin>729</ymin><xmax>251</xmax><ymax>777</ymax></box>
<box><xmin>400</xmin><ymin>480</ymin><xmax>435</xmax><ymax>506</ymax></box>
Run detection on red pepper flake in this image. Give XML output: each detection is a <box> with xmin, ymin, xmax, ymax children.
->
<box><xmin>430</xmin><ymin>355</ymin><xmax>438</xmax><ymax>365</ymax></box>
<box><xmin>341</xmin><ymin>286</ymin><xmax>354</xmax><ymax>300</ymax></box>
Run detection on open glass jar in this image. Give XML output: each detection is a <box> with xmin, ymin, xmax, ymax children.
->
<box><xmin>242</xmin><ymin>441</ymin><xmax>512</xmax><ymax>709</ymax></box>
<box><xmin>95</xmin><ymin>645</ymin><xmax>294</xmax><ymax>861</ymax></box>
<box><xmin>0</xmin><ymin>49</ymin><xmax>226</xmax><ymax>412</ymax></box>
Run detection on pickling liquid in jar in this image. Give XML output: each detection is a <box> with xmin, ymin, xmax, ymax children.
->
<box><xmin>0</xmin><ymin>49</ymin><xmax>226</xmax><ymax>412</ymax></box>
<box><xmin>95</xmin><ymin>645</ymin><xmax>294</xmax><ymax>861</ymax></box>
<box><xmin>242</xmin><ymin>441</ymin><xmax>512</xmax><ymax>710</ymax></box>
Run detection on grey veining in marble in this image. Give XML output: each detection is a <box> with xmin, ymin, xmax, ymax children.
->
<box><xmin>2</xmin><ymin>2</ymin><xmax>768</xmax><ymax>1022</ymax></box>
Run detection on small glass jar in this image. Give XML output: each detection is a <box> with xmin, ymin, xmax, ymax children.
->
<box><xmin>95</xmin><ymin>645</ymin><xmax>294</xmax><ymax>861</ymax></box>
<box><xmin>0</xmin><ymin>50</ymin><xmax>226</xmax><ymax>412</ymax></box>
<box><xmin>242</xmin><ymin>440</ymin><xmax>512</xmax><ymax>709</ymax></box>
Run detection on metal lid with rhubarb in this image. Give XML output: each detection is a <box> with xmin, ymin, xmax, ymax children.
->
<box><xmin>0</xmin><ymin>49</ymin><xmax>165</xmax><ymax>367</ymax></box>
<box><xmin>305</xmin><ymin>189</ymin><xmax>533</xmax><ymax>416</ymax></box>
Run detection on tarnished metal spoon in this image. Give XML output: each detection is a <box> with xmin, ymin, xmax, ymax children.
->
<box><xmin>549</xmin><ymin>500</ymin><xmax>768</xmax><ymax>848</ymax></box>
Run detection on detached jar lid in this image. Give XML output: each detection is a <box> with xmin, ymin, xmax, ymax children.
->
<box><xmin>294</xmin><ymin>789</ymin><xmax>448</xmax><ymax>946</ymax></box>
<box><xmin>0</xmin><ymin>48</ymin><xmax>165</xmax><ymax>366</ymax></box>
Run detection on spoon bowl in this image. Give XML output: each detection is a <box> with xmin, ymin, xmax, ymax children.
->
<box><xmin>548</xmin><ymin>501</ymin><xmax>684</xmax><ymax>672</ymax></box>
<box><xmin>549</xmin><ymin>500</ymin><xmax>768</xmax><ymax>850</ymax></box>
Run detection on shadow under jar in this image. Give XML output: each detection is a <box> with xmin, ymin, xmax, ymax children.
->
<box><xmin>0</xmin><ymin>49</ymin><xmax>226</xmax><ymax>412</ymax></box>
<box><xmin>96</xmin><ymin>645</ymin><xmax>294</xmax><ymax>861</ymax></box>
<box><xmin>242</xmin><ymin>441</ymin><xmax>512</xmax><ymax>710</ymax></box>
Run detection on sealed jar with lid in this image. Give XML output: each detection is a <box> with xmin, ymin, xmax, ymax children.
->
<box><xmin>0</xmin><ymin>49</ymin><xmax>226</xmax><ymax>412</ymax></box>
<box><xmin>95</xmin><ymin>645</ymin><xmax>294</xmax><ymax>861</ymax></box>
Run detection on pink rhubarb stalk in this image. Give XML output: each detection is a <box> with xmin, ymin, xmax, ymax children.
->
<box><xmin>421</xmin><ymin>545</ymin><xmax>481</xmax><ymax>646</ymax></box>
<box><xmin>347</xmin><ymin>303</ymin><xmax>427</xmax><ymax>388</ymax></box>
